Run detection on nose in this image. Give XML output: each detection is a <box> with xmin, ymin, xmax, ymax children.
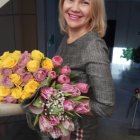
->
<box><xmin>71</xmin><ymin>2</ymin><xmax>80</xmax><ymax>12</ymax></box>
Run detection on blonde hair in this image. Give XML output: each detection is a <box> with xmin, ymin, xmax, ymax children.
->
<box><xmin>59</xmin><ymin>0</ymin><xmax>107</xmax><ymax>37</ymax></box>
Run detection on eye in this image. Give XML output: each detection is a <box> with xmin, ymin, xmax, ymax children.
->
<box><xmin>82</xmin><ymin>0</ymin><xmax>90</xmax><ymax>5</ymax></box>
<box><xmin>67</xmin><ymin>0</ymin><xmax>73</xmax><ymax>2</ymax></box>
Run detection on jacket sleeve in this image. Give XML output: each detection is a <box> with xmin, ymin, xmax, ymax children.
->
<box><xmin>83</xmin><ymin>38</ymin><xmax>115</xmax><ymax>117</ymax></box>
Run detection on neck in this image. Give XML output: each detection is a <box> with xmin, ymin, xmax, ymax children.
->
<box><xmin>67</xmin><ymin>28</ymin><xmax>90</xmax><ymax>44</ymax></box>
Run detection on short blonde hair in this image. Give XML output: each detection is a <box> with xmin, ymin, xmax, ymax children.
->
<box><xmin>59</xmin><ymin>0</ymin><xmax>107</xmax><ymax>37</ymax></box>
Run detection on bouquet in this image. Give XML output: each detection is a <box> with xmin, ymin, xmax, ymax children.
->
<box><xmin>0</xmin><ymin>50</ymin><xmax>54</xmax><ymax>103</ymax></box>
<box><xmin>21</xmin><ymin>56</ymin><xmax>90</xmax><ymax>139</ymax></box>
<box><xmin>0</xmin><ymin>50</ymin><xmax>90</xmax><ymax>138</ymax></box>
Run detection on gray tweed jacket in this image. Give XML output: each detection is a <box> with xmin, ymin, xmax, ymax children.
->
<box><xmin>56</xmin><ymin>31</ymin><xmax>115</xmax><ymax>139</ymax></box>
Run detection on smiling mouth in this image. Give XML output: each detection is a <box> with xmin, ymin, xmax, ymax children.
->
<box><xmin>68</xmin><ymin>13</ymin><xmax>82</xmax><ymax>20</ymax></box>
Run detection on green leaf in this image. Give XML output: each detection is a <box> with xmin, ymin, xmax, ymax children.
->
<box><xmin>71</xmin><ymin>96</ymin><xmax>89</xmax><ymax>101</ymax></box>
<box><xmin>73</xmin><ymin>112</ymin><xmax>82</xmax><ymax>118</ymax></box>
<box><xmin>32</xmin><ymin>97</ymin><xmax>43</xmax><ymax>108</ymax></box>
<box><xmin>51</xmin><ymin>81</ymin><xmax>56</xmax><ymax>88</ymax></box>
<box><xmin>54</xmin><ymin>67</ymin><xmax>61</xmax><ymax>75</ymax></box>
<box><xmin>69</xmin><ymin>72</ymin><xmax>79</xmax><ymax>79</ymax></box>
<box><xmin>33</xmin><ymin>114</ymin><xmax>39</xmax><ymax>126</ymax></box>
<box><xmin>65</xmin><ymin>111</ymin><xmax>81</xmax><ymax>118</ymax></box>
<box><xmin>40</xmin><ymin>76</ymin><xmax>52</xmax><ymax>87</ymax></box>
<box><xmin>55</xmin><ymin>84</ymin><xmax>62</xmax><ymax>89</ymax></box>
<box><xmin>65</xmin><ymin>111</ymin><xmax>75</xmax><ymax>117</ymax></box>
<box><xmin>121</xmin><ymin>48</ymin><xmax>134</xmax><ymax>61</ymax></box>
<box><xmin>64</xmin><ymin>93</ymin><xmax>72</xmax><ymax>97</ymax></box>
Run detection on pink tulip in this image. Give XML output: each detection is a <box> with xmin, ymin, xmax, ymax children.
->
<box><xmin>41</xmin><ymin>87</ymin><xmax>57</xmax><ymax>100</ymax></box>
<box><xmin>70</xmin><ymin>86</ymin><xmax>81</xmax><ymax>97</ymax></box>
<box><xmin>61</xmin><ymin>84</ymin><xmax>74</xmax><ymax>92</ymax></box>
<box><xmin>48</xmin><ymin>71</ymin><xmax>57</xmax><ymax>79</ymax></box>
<box><xmin>49</xmin><ymin>116</ymin><xmax>60</xmax><ymax>126</ymax></box>
<box><xmin>57</xmin><ymin>74</ymin><xmax>70</xmax><ymax>84</ymax></box>
<box><xmin>33</xmin><ymin>68</ymin><xmax>48</xmax><ymax>82</ymax></box>
<box><xmin>39</xmin><ymin>115</ymin><xmax>53</xmax><ymax>132</ymax></box>
<box><xmin>76</xmin><ymin>83</ymin><xmax>89</xmax><ymax>93</ymax></box>
<box><xmin>61</xmin><ymin>84</ymin><xmax>81</xmax><ymax>97</ymax></box>
<box><xmin>62</xmin><ymin>119</ymin><xmax>75</xmax><ymax>131</ymax></box>
<box><xmin>49</xmin><ymin>127</ymin><xmax>63</xmax><ymax>139</ymax></box>
<box><xmin>52</xmin><ymin>56</ymin><xmax>63</xmax><ymax>67</ymax></box>
<box><xmin>75</xmin><ymin>101</ymin><xmax>90</xmax><ymax>114</ymax></box>
<box><xmin>60</xmin><ymin>66</ymin><xmax>71</xmax><ymax>75</ymax></box>
<box><xmin>63</xmin><ymin>100</ymin><xmax>76</xmax><ymax>111</ymax></box>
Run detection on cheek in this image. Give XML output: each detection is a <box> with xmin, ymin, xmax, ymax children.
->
<box><xmin>84</xmin><ymin>11</ymin><xmax>91</xmax><ymax>21</ymax></box>
<box><xmin>62</xmin><ymin>1</ymin><xmax>68</xmax><ymax>12</ymax></box>
<box><xmin>62</xmin><ymin>5</ymin><xmax>67</xmax><ymax>17</ymax></box>
<box><xmin>84</xmin><ymin>9</ymin><xmax>90</xmax><ymax>17</ymax></box>
<box><xmin>62</xmin><ymin>8</ymin><xmax>69</xmax><ymax>21</ymax></box>
<box><xmin>63</xmin><ymin>5</ymin><xmax>68</xmax><ymax>14</ymax></box>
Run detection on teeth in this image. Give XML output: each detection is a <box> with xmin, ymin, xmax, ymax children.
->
<box><xmin>69</xmin><ymin>14</ymin><xmax>79</xmax><ymax>20</ymax></box>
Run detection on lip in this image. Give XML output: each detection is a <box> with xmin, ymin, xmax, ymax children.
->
<box><xmin>68</xmin><ymin>13</ymin><xmax>82</xmax><ymax>20</ymax></box>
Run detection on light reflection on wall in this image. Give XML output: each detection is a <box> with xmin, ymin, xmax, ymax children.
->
<box><xmin>111</xmin><ymin>47</ymin><xmax>132</xmax><ymax>80</ymax></box>
<box><xmin>112</xmin><ymin>47</ymin><xmax>131</xmax><ymax>65</ymax></box>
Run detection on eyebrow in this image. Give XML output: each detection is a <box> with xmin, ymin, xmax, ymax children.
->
<box><xmin>81</xmin><ymin>0</ymin><xmax>90</xmax><ymax>2</ymax></box>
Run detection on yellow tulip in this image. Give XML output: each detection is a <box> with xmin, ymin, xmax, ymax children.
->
<box><xmin>41</xmin><ymin>58</ymin><xmax>54</xmax><ymax>71</ymax></box>
<box><xmin>31</xmin><ymin>50</ymin><xmax>44</xmax><ymax>61</ymax></box>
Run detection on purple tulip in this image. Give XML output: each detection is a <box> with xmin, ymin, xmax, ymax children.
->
<box><xmin>57</xmin><ymin>74</ymin><xmax>70</xmax><ymax>84</ymax></box>
<box><xmin>75</xmin><ymin>83</ymin><xmax>89</xmax><ymax>93</ymax></box>
<box><xmin>52</xmin><ymin>56</ymin><xmax>63</xmax><ymax>67</ymax></box>
<box><xmin>41</xmin><ymin>87</ymin><xmax>57</xmax><ymax>100</ymax></box>
<box><xmin>21</xmin><ymin>72</ymin><xmax>33</xmax><ymax>83</ymax></box>
<box><xmin>3</xmin><ymin>96</ymin><xmax>17</xmax><ymax>103</ymax></box>
<box><xmin>48</xmin><ymin>71</ymin><xmax>57</xmax><ymax>79</ymax></box>
<box><xmin>18</xmin><ymin>51</ymin><xmax>31</xmax><ymax>68</ymax></box>
<box><xmin>63</xmin><ymin>100</ymin><xmax>76</xmax><ymax>111</ymax></box>
<box><xmin>60</xmin><ymin>66</ymin><xmax>71</xmax><ymax>75</ymax></box>
<box><xmin>13</xmin><ymin>66</ymin><xmax>25</xmax><ymax>75</ymax></box>
<box><xmin>39</xmin><ymin>115</ymin><xmax>53</xmax><ymax>132</ymax></box>
<box><xmin>0</xmin><ymin>68</ymin><xmax>12</xmax><ymax>76</ymax></box>
<box><xmin>0</xmin><ymin>76</ymin><xmax>14</xmax><ymax>88</ymax></box>
<box><xmin>75</xmin><ymin>101</ymin><xmax>90</xmax><ymax>114</ymax></box>
<box><xmin>33</xmin><ymin>68</ymin><xmax>48</xmax><ymax>82</ymax></box>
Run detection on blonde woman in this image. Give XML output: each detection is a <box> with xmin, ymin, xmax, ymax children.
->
<box><xmin>56</xmin><ymin>0</ymin><xmax>115</xmax><ymax>139</ymax></box>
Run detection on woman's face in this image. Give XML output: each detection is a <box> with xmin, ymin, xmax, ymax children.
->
<box><xmin>62</xmin><ymin>0</ymin><xmax>91</xmax><ymax>31</ymax></box>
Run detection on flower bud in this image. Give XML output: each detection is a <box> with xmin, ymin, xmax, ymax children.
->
<box><xmin>52</xmin><ymin>56</ymin><xmax>63</xmax><ymax>67</ymax></box>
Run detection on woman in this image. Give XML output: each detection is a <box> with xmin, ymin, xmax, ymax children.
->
<box><xmin>56</xmin><ymin>0</ymin><xmax>115</xmax><ymax>139</ymax></box>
